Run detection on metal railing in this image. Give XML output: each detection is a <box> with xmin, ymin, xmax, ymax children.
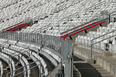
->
<box><xmin>0</xmin><ymin>46</ymin><xmax>42</xmax><ymax>77</ymax></box>
<box><xmin>0</xmin><ymin>32</ymin><xmax>73</xmax><ymax>58</ymax></box>
<box><xmin>0</xmin><ymin>32</ymin><xmax>73</xmax><ymax>77</ymax></box>
<box><xmin>89</xmin><ymin>10</ymin><xmax>116</xmax><ymax>59</ymax></box>
<box><xmin>6</xmin><ymin>60</ymin><xmax>42</xmax><ymax>77</ymax></box>
<box><xmin>90</xmin><ymin>29</ymin><xmax>116</xmax><ymax>59</ymax></box>
<box><xmin>3</xmin><ymin>46</ymin><xmax>45</xmax><ymax>77</ymax></box>
<box><xmin>60</xmin><ymin>0</ymin><xmax>110</xmax><ymax>35</ymax></box>
<box><xmin>2</xmin><ymin>49</ymin><xmax>30</xmax><ymax>77</ymax></box>
<box><xmin>47</xmin><ymin>64</ymin><xmax>62</xmax><ymax>77</ymax></box>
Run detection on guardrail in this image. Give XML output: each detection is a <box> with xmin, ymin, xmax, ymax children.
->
<box><xmin>6</xmin><ymin>60</ymin><xmax>42</xmax><ymax>77</ymax></box>
<box><xmin>60</xmin><ymin>17</ymin><xmax>108</xmax><ymax>40</ymax></box>
<box><xmin>2</xmin><ymin>21</ymin><xmax>24</xmax><ymax>32</ymax></box>
<box><xmin>90</xmin><ymin>29</ymin><xmax>116</xmax><ymax>59</ymax></box>
<box><xmin>2</xmin><ymin>17</ymin><xmax>33</xmax><ymax>32</ymax></box>
<box><xmin>0</xmin><ymin>32</ymin><xmax>73</xmax><ymax>77</ymax></box>
<box><xmin>89</xmin><ymin>9</ymin><xmax>116</xmax><ymax>60</ymax></box>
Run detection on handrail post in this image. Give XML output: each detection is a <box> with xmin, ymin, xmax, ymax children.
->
<box><xmin>90</xmin><ymin>40</ymin><xmax>93</xmax><ymax>59</ymax></box>
<box><xmin>6</xmin><ymin>72</ymin><xmax>10</xmax><ymax>77</ymax></box>
<box><xmin>109</xmin><ymin>14</ymin><xmax>110</xmax><ymax>23</ymax></box>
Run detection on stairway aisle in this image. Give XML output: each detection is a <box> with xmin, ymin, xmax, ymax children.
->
<box><xmin>74</xmin><ymin>55</ymin><xmax>114</xmax><ymax>77</ymax></box>
<box><xmin>91</xmin><ymin>64</ymin><xmax>114</xmax><ymax>77</ymax></box>
<box><xmin>73</xmin><ymin>56</ymin><xmax>102</xmax><ymax>77</ymax></box>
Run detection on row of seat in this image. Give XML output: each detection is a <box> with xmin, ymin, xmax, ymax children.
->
<box><xmin>15</xmin><ymin>41</ymin><xmax>62</xmax><ymax>66</ymax></box>
<box><xmin>0</xmin><ymin>0</ymin><xmax>116</xmax><ymax>36</ymax></box>
<box><xmin>42</xmin><ymin>48</ymin><xmax>61</xmax><ymax>63</ymax></box>
<box><xmin>0</xmin><ymin>61</ymin><xmax>3</xmax><ymax>77</ymax></box>
<box><xmin>16</xmin><ymin>41</ymin><xmax>62</xmax><ymax>66</ymax></box>
<box><xmin>19</xmin><ymin>0</ymin><xmax>116</xmax><ymax>36</ymax></box>
<box><xmin>0</xmin><ymin>0</ymin><xmax>44</xmax><ymax>30</ymax></box>
<box><xmin>0</xmin><ymin>38</ymin><xmax>62</xmax><ymax>76</ymax></box>
<box><xmin>2</xmin><ymin>48</ymin><xmax>30</xmax><ymax>77</ymax></box>
<box><xmin>20</xmin><ymin>0</ymin><xmax>84</xmax><ymax>34</ymax></box>
<box><xmin>76</xmin><ymin>22</ymin><xmax>116</xmax><ymax>53</ymax></box>
<box><xmin>8</xmin><ymin>45</ymin><xmax>48</xmax><ymax>76</ymax></box>
<box><xmin>0</xmin><ymin>0</ymin><xmax>22</xmax><ymax>10</ymax></box>
<box><xmin>0</xmin><ymin>0</ymin><xmax>73</xmax><ymax>31</ymax></box>
<box><xmin>0</xmin><ymin>52</ymin><xmax>15</xmax><ymax>77</ymax></box>
<box><xmin>0</xmin><ymin>0</ymin><xmax>42</xmax><ymax>20</ymax></box>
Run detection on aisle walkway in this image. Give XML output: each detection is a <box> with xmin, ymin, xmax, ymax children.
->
<box><xmin>74</xmin><ymin>56</ymin><xmax>102</xmax><ymax>77</ymax></box>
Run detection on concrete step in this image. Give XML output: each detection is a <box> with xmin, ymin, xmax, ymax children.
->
<box><xmin>74</xmin><ymin>44</ymin><xmax>116</xmax><ymax>77</ymax></box>
<box><xmin>74</xmin><ymin>63</ymin><xmax>102</xmax><ymax>77</ymax></box>
<box><xmin>73</xmin><ymin>61</ymin><xmax>87</xmax><ymax>64</ymax></box>
<box><xmin>91</xmin><ymin>64</ymin><xmax>114</xmax><ymax>77</ymax></box>
<box><xmin>73</xmin><ymin>65</ymin><xmax>81</xmax><ymax>77</ymax></box>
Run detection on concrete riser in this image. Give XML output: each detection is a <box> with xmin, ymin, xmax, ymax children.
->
<box><xmin>96</xmin><ymin>58</ymin><xmax>116</xmax><ymax>77</ymax></box>
<box><xmin>75</xmin><ymin>48</ymin><xmax>116</xmax><ymax>77</ymax></box>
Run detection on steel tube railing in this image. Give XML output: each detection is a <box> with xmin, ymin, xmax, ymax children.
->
<box><xmin>6</xmin><ymin>59</ymin><xmax>42</xmax><ymax>77</ymax></box>
<box><xmin>90</xmin><ymin>29</ymin><xmax>116</xmax><ymax>59</ymax></box>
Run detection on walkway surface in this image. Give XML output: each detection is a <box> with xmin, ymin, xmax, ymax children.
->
<box><xmin>74</xmin><ymin>56</ymin><xmax>102</xmax><ymax>77</ymax></box>
<box><xmin>74</xmin><ymin>44</ymin><xmax>114</xmax><ymax>77</ymax></box>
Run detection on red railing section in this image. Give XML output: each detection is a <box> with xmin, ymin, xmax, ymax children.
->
<box><xmin>60</xmin><ymin>21</ymin><xmax>106</xmax><ymax>40</ymax></box>
<box><xmin>5</xmin><ymin>23</ymin><xmax>30</xmax><ymax>32</ymax></box>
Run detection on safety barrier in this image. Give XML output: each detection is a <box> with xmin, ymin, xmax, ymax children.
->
<box><xmin>0</xmin><ymin>32</ymin><xmax>73</xmax><ymax>77</ymax></box>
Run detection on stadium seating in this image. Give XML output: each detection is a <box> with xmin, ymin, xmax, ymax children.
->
<box><xmin>0</xmin><ymin>52</ymin><xmax>15</xmax><ymax>77</ymax></box>
<box><xmin>0</xmin><ymin>0</ymin><xmax>22</xmax><ymax>10</ymax></box>
<box><xmin>0</xmin><ymin>0</ymin><xmax>79</xmax><ymax>32</ymax></box>
<box><xmin>1</xmin><ymin>0</ymin><xmax>116</xmax><ymax>77</ymax></box>
<box><xmin>17</xmin><ymin>0</ymin><xmax>116</xmax><ymax>35</ymax></box>
<box><xmin>0</xmin><ymin>61</ymin><xmax>3</xmax><ymax>77</ymax></box>
<box><xmin>76</xmin><ymin>22</ymin><xmax>116</xmax><ymax>53</ymax></box>
<box><xmin>0</xmin><ymin>0</ymin><xmax>115</xmax><ymax>34</ymax></box>
<box><xmin>0</xmin><ymin>38</ymin><xmax>62</xmax><ymax>76</ymax></box>
<box><xmin>9</xmin><ymin>45</ymin><xmax>48</xmax><ymax>76</ymax></box>
<box><xmin>2</xmin><ymin>48</ymin><xmax>30</xmax><ymax>77</ymax></box>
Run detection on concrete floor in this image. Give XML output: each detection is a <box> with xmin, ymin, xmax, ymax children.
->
<box><xmin>74</xmin><ymin>56</ymin><xmax>102</xmax><ymax>77</ymax></box>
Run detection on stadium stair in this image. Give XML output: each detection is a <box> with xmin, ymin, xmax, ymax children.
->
<box><xmin>74</xmin><ymin>44</ymin><xmax>115</xmax><ymax>77</ymax></box>
<box><xmin>73</xmin><ymin>55</ymin><xmax>113</xmax><ymax>77</ymax></box>
<box><xmin>73</xmin><ymin>65</ymin><xmax>81</xmax><ymax>77</ymax></box>
<box><xmin>91</xmin><ymin>64</ymin><xmax>113</xmax><ymax>77</ymax></box>
<box><xmin>59</xmin><ymin>17</ymin><xmax>115</xmax><ymax>77</ymax></box>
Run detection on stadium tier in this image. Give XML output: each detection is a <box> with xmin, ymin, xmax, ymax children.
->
<box><xmin>0</xmin><ymin>0</ymin><xmax>116</xmax><ymax>77</ymax></box>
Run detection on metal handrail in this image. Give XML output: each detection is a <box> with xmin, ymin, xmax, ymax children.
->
<box><xmin>5</xmin><ymin>42</ymin><xmax>48</xmax><ymax>77</ymax></box>
<box><xmin>90</xmin><ymin>29</ymin><xmax>116</xmax><ymax>59</ymax></box>
<box><xmin>6</xmin><ymin>59</ymin><xmax>42</xmax><ymax>77</ymax></box>
<box><xmin>2</xmin><ymin>49</ymin><xmax>30</xmax><ymax>69</ymax></box>
<box><xmin>47</xmin><ymin>63</ymin><xmax>62</xmax><ymax>76</ymax></box>
<box><xmin>2</xmin><ymin>45</ymin><xmax>43</xmax><ymax>77</ymax></box>
<box><xmin>14</xmin><ymin>63</ymin><xmax>41</xmax><ymax>77</ymax></box>
<box><xmin>2</xmin><ymin>21</ymin><xmax>24</xmax><ymax>32</ymax></box>
<box><xmin>60</xmin><ymin>18</ymin><xmax>98</xmax><ymax>35</ymax></box>
<box><xmin>6</xmin><ymin>60</ymin><xmax>42</xmax><ymax>77</ymax></box>
<box><xmin>0</xmin><ymin>52</ymin><xmax>15</xmax><ymax>77</ymax></box>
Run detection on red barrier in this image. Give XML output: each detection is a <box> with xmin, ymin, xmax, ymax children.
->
<box><xmin>60</xmin><ymin>21</ymin><xmax>106</xmax><ymax>40</ymax></box>
<box><xmin>5</xmin><ymin>23</ymin><xmax>30</xmax><ymax>31</ymax></box>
